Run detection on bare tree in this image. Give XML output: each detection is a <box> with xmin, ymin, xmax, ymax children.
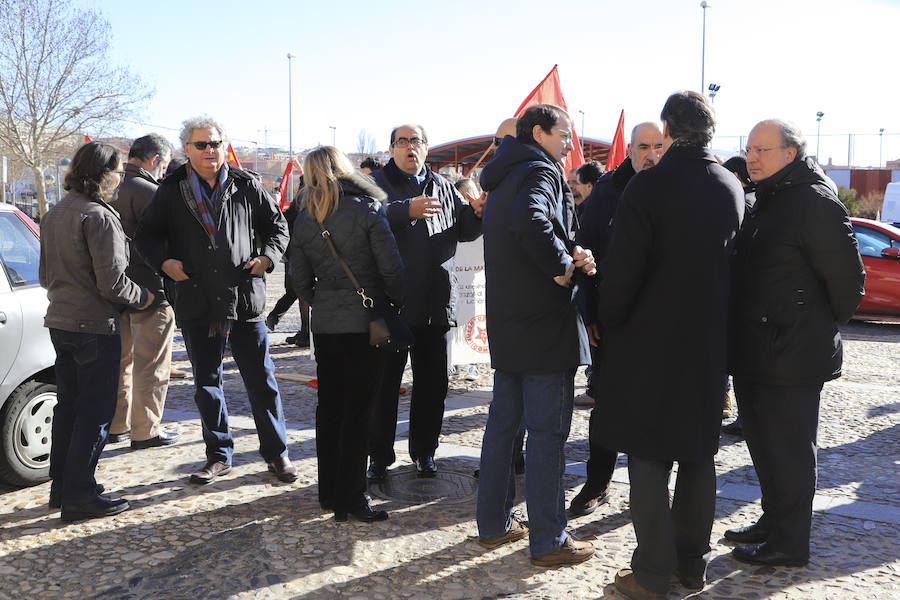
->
<box><xmin>0</xmin><ymin>0</ymin><xmax>153</xmax><ymax>217</ymax></box>
<box><xmin>356</xmin><ymin>129</ymin><xmax>377</xmax><ymax>156</ymax></box>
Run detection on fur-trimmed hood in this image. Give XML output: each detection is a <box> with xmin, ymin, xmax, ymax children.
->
<box><xmin>338</xmin><ymin>171</ymin><xmax>387</xmax><ymax>202</ymax></box>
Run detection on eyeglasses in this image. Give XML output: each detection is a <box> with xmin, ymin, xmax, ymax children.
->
<box><xmin>493</xmin><ymin>137</ymin><xmax>502</xmax><ymax>147</ymax></box>
<box><xmin>745</xmin><ymin>145</ymin><xmax>786</xmax><ymax>157</ymax></box>
<box><xmin>556</xmin><ymin>129</ymin><xmax>573</xmax><ymax>144</ymax></box>
<box><xmin>189</xmin><ymin>140</ymin><xmax>225</xmax><ymax>150</ymax></box>
<box><xmin>392</xmin><ymin>137</ymin><xmax>425</xmax><ymax>148</ymax></box>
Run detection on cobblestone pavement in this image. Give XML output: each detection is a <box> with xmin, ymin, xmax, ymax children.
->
<box><xmin>1</xmin><ymin>267</ymin><xmax>898</xmax><ymax>599</ymax></box>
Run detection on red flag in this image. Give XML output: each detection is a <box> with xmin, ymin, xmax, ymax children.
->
<box><xmin>605</xmin><ymin>110</ymin><xmax>626</xmax><ymax>172</ymax></box>
<box><xmin>84</xmin><ymin>134</ymin><xmax>92</xmax><ymax>143</ymax></box>
<box><xmin>277</xmin><ymin>161</ymin><xmax>293</xmax><ymax>211</ymax></box>
<box><xmin>226</xmin><ymin>142</ymin><xmax>242</xmax><ymax>168</ymax></box>
<box><xmin>514</xmin><ymin>65</ymin><xmax>584</xmax><ymax>172</ymax></box>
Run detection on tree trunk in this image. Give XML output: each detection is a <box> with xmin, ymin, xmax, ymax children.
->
<box><xmin>31</xmin><ymin>165</ymin><xmax>48</xmax><ymax>219</ymax></box>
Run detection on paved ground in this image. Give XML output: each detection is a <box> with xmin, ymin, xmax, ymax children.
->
<box><xmin>1</xmin><ymin>267</ymin><xmax>898</xmax><ymax>599</ymax></box>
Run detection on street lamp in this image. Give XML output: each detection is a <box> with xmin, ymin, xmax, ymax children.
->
<box><xmin>287</xmin><ymin>52</ymin><xmax>295</xmax><ymax>198</ymax></box>
<box><xmin>329</xmin><ymin>126</ymin><xmax>336</xmax><ymax>147</ymax></box>
<box><xmin>816</xmin><ymin>111</ymin><xmax>824</xmax><ymax>165</ymax></box>
<box><xmin>879</xmin><ymin>128</ymin><xmax>885</xmax><ymax>168</ymax></box>
<box><xmin>708</xmin><ymin>83</ymin><xmax>720</xmax><ymax>103</ymax></box>
<box><xmin>701</xmin><ymin>1</ymin><xmax>710</xmax><ymax>92</ymax></box>
<box><xmin>55</xmin><ymin>158</ymin><xmax>70</xmax><ymax>206</ymax></box>
<box><xmin>578</xmin><ymin>110</ymin><xmax>585</xmax><ymax>153</ymax></box>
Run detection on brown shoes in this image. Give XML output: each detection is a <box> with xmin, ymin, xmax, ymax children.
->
<box><xmin>614</xmin><ymin>568</ymin><xmax>665</xmax><ymax>599</ymax></box>
<box><xmin>170</xmin><ymin>367</ymin><xmax>189</xmax><ymax>379</ymax></box>
<box><xmin>189</xmin><ymin>460</ymin><xmax>232</xmax><ymax>484</ymax></box>
<box><xmin>530</xmin><ymin>533</ymin><xmax>594</xmax><ymax>567</ymax></box>
<box><xmin>477</xmin><ymin>518</ymin><xmax>528</xmax><ymax>549</ymax></box>
<box><xmin>569</xmin><ymin>485</ymin><xmax>611</xmax><ymax>516</ymax></box>
<box><xmin>267</xmin><ymin>456</ymin><xmax>298</xmax><ymax>483</ymax></box>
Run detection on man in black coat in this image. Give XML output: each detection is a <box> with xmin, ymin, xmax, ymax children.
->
<box><xmin>726</xmin><ymin>119</ymin><xmax>865</xmax><ymax>567</ymax></box>
<box><xmin>366</xmin><ymin>124</ymin><xmax>484</xmax><ymax>479</ymax></box>
<box><xmin>136</xmin><ymin>116</ymin><xmax>295</xmax><ymax>486</ymax></box>
<box><xmin>595</xmin><ymin>92</ymin><xmax>744</xmax><ymax>598</ymax></box>
<box><xmin>569</xmin><ymin>122</ymin><xmax>663</xmax><ymax>517</ymax></box>
<box><xmin>475</xmin><ymin>104</ymin><xmax>596</xmax><ymax>568</ymax></box>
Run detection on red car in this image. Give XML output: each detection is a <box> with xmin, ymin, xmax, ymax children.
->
<box><xmin>850</xmin><ymin>218</ymin><xmax>900</xmax><ymax>319</ymax></box>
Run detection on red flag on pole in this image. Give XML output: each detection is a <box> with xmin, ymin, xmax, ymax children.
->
<box><xmin>277</xmin><ymin>161</ymin><xmax>293</xmax><ymax>212</ymax></box>
<box><xmin>605</xmin><ymin>110</ymin><xmax>626</xmax><ymax>172</ymax></box>
<box><xmin>226</xmin><ymin>142</ymin><xmax>242</xmax><ymax>168</ymax></box>
<box><xmin>514</xmin><ymin>64</ymin><xmax>584</xmax><ymax>172</ymax></box>
<box><xmin>84</xmin><ymin>134</ymin><xmax>92</xmax><ymax>143</ymax></box>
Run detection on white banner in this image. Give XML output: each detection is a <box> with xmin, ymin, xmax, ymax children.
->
<box><xmin>450</xmin><ymin>238</ymin><xmax>490</xmax><ymax>365</ymax></box>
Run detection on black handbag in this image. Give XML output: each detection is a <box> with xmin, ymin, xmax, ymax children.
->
<box><xmin>318</xmin><ymin>223</ymin><xmax>412</xmax><ymax>351</ymax></box>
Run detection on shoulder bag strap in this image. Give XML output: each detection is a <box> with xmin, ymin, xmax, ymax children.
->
<box><xmin>317</xmin><ymin>221</ymin><xmax>373</xmax><ymax>309</ymax></box>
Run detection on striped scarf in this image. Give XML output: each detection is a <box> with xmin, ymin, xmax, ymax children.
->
<box><xmin>186</xmin><ymin>163</ymin><xmax>229</xmax><ymax>240</ymax></box>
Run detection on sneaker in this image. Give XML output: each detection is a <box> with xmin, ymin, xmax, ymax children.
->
<box><xmin>465</xmin><ymin>364</ymin><xmax>480</xmax><ymax>381</ymax></box>
<box><xmin>530</xmin><ymin>533</ymin><xmax>594</xmax><ymax>567</ymax></box>
<box><xmin>477</xmin><ymin>518</ymin><xmax>528</xmax><ymax>549</ymax></box>
<box><xmin>448</xmin><ymin>365</ymin><xmax>459</xmax><ymax>377</ymax></box>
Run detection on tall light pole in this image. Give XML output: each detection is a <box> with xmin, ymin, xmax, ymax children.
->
<box><xmin>578</xmin><ymin>110</ymin><xmax>585</xmax><ymax>153</ymax></box>
<box><xmin>329</xmin><ymin>126</ymin><xmax>336</xmax><ymax>147</ymax></box>
<box><xmin>287</xmin><ymin>52</ymin><xmax>295</xmax><ymax>198</ymax></box>
<box><xmin>879</xmin><ymin>128</ymin><xmax>885</xmax><ymax>168</ymax></box>
<box><xmin>816</xmin><ymin>111</ymin><xmax>824</xmax><ymax>165</ymax></box>
<box><xmin>708</xmin><ymin>83</ymin><xmax>720</xmax><ymax>103</ymax></box>
<box><xmin>701</xmin><ymin>1</ymin><xmax>709</xmax><ymax>92</ymax></box>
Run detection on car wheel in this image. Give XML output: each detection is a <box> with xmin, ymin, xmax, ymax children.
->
<box><xmin>0</xmin><ymin>381</ymin><xmax>56</xmax><ymax>486</ymax></box>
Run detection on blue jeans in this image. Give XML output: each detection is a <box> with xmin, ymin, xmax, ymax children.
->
<box><xmin>49</xmin><ymin>329</ymin><xmax>121</xmax><ymax>503</ymax></box>
<box><xmin>182</xmin><ymin>321</ymin><xmax>288</xmax><ymax>464</ymax></box>
<box><xmin>476</xmin><ymin>369</ymin><xmax>575</xmax><ymax>557</ymax></box>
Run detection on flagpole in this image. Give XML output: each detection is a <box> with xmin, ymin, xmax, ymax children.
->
<box><xmin>467</xmin><ymin>144</ymin><xmax>494</xmax><ymax>176</ymax></box>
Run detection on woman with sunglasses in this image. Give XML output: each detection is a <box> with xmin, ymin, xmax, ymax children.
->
<box><xmin>290</xmin><ymin>146</ymin><xmax>404</xmax><ymax>522</ymax></box>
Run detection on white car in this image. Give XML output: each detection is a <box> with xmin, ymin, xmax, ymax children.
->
<box><xmin>0</xmin><ymin>202</ymin><xmax>55</xmax><ymax>486</ymax></box>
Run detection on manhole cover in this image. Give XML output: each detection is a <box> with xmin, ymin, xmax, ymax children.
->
<box><xmin>368</xmin><ymin>466</ymin><xmax>477</xmax><ymax>505</ymax></box>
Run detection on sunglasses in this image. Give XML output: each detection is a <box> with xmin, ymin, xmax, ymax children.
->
<box><xmin>189</xmin><ymin>140</ymin><xmax>224</xmax><ymax>150</ymax></box>
<box><xmin>493</xmin><ymin>137</ymin><xmax>502</xmax><ymax>147</ymax></box>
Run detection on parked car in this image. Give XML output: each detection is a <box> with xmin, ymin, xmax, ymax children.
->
<box><xmin>851</xmin><ymin>217</ymin><xmax>900</xmax><ymax>320</ymax></box>
<box><xmin>0</xmin><ymin>202</ymin><xmax>55</xmax><ymax>486</ymax></box>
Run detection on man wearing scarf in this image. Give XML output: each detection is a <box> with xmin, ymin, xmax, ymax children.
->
<box><xmin>135</xmin><ymin>116</ymin><xmax>295</xmax><ymax>485</ymax></box>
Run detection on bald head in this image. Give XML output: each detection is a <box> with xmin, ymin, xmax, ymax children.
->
<box><xmin>495</xmin><ymin>117</ymin><xmax>518</xmax><ymax>140</ymax></box>
<box><xmin>628</xmin><ymin>122</ymin><xmax>664</xmax><ymax>172</ymax></box>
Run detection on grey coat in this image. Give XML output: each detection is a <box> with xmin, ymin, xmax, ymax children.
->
<box><xmin>39</xmin><ymin>191</ymin><xmax>149</xmax><ymax>334</ymax></box>
<box><xmin>290</xmin><ymin>172</ymin><xmax>404</xmax><ymax>335</ymax></box>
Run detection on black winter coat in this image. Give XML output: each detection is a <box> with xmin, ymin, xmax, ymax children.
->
<box><xmin>729</xmin><ymin>157</ymin><xmax>865</xmax><ymax>385</ymax></box>
<box><xmin>135</xmin><ymin>163</ymin><xmax>288</xmax><ymax>326</ymax></box>
<box><xmin>290</xmin><ymin>173</ymin><xmax>404</xmax><ymax>335</ymax></box>
<box><xmin>594</xmin><ymin>143</ymin><xmax>745</xmax><ymax>461</ymax></box>
<box><xmin>371</xmin><ymin>160</ymin><xmax>482</xmax><ymax>328</ymax></box>
<box><xmin>479</xmin><ymin>136</ymin><xmax>591</xmax><ymax>373</ymax></box>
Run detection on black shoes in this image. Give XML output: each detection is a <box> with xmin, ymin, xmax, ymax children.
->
<box><xmin>131</xmin><ymin>430</ymin><xmax>180</xmax><ymax>450</ymax></box>
<box><xmin>724</xmin><ymin>522</ymin><xmax>770</xmax><ymax>545</ymax></box>
<box><xmin>285</xmin><ymin>331</ymin><xmax>310</xmax><ymax>347</ymax></box>
<box><xmin>675</xmin><ymin>571</ymin><xmax>705</xmax><ymax>591</ymax></box>
<box><xmin>267</xmin><ymin>456</ymin><xmax>298</xmax><ymax>482</ymax></box>
<box><xmin>569</xmin><ymin>485</ymin><xmax>611</xmax><ymax>517</ymax></box>
<box><xmin>49</xmin><ymin>483</ymin><xmax>105</xmax><ymax>509</ymax></box>
<box><xmin>61</xmin><ymin>495</ymin><xmax>130</xmax><ymax>522</ymax></box>
<box><xmin>334</xmin><ymin>503</ymin><xmax>388</xmax><ymax>523</ymax></box>
<box><xmin>367</xmin><ymin>460</ymin><xmax>388</xmax><ymax>481</ymax></box>
<box><xmin>108</xmin><ymin>431</ymin><xmax>130</xmax><ymax>443</ymax></box>
<box><xmin>722</xmin><ymin>420</ymin><xmax>743</xmax><ymax>436</ymax></box>
<box><xmin>732</xmin><ymin>542</ymin><xmax>809</xmax><ymax>567</ymax></box>
<box><xmin>415</xmin><ymin>456</ymin><xmax>437</xmax><ymax>477</ymax></box>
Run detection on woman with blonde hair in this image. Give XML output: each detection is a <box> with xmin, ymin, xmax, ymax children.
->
<box><xmin>290</xmin><ymin>146</ymin><xmax>404</xmax><ymax>522</ymax></box>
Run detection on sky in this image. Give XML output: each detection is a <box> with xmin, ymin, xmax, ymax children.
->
<box><xmin>89</xmin><ymin>0</ymin><xmax>900</xmax><ymax>168</ymax></box>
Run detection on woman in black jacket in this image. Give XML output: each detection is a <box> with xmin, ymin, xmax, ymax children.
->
<box><xmin>290</xmin><ymin>146</ymin><xmax>404</xmax><ymax>522</ymax></box>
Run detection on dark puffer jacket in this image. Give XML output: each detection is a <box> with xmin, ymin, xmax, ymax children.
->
<box><xmin>290</xmin><ymin>173</ymin><xmax>404</xmax><ymax>334</ymax></box>
<box><xmin>371</xmin><ymin>159</ymin><xmax>482</xmax><ymax>328</ymax></box>
<box><xmin>135</xmin><ymin>163</ymin><xmax>288</xmax><ymax>326</ymax></box>
<box><xmin>729</xmin><ymin>156</ymin><xmax>865</xmax><ymax>385</ymax></box>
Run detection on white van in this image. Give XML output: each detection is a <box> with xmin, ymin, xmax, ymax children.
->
<box><xmin>883</xmin><ymin>182</ymin><xmax>900</xmax><ymax>225</ymax></box>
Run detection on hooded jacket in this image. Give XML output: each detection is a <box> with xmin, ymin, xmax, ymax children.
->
<box><xmin>290</xmin><ymin>172</ymin><xmax>404</xmax><ymax>334</ymax></box>
<box><xmin>479</xmin><ymin>136</ymin><xmax>590</xmax><ymax>373</ymax></box>
<box><xmin>370</xmin><ymin>159</ymin><xmax>482</xmax><ymax>328</ymax></box>
<box><xmin>730</xmin><ymin>156</ymin><xmax>865</xmax><ymax>385</ymax></box>
<box><xmin>134</xmin><ymin>163</ymin><xmax>288</xmax><ymax>326</ymax></box>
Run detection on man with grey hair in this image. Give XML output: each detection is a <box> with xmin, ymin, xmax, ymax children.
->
<box><xmin>136</xmin><ymin>116</ymin><xmax>295</xmax><ymax>485</ymax></box>
<box><xmin>726</xmin><ymin>119</ymin><xmax>864</xmax><ymax>568</ymax></box>
<box><xmin>109</xmin><ymin>134</ymin><xmax>181</xmax><ymax>450</ymax></box>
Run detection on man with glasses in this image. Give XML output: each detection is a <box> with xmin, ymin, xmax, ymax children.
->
<box><xmin>476</xmin><ymin>103</ymin><xmax>597</xmax><ymax>568</ymax></box>
<box><xmin>135</xmin><ymin>116</ymin><xmax>296</xmax><ymax>485</ymax></box>
<box><xmin>727</xmin><ymin>119</ymin><xmax>864</xmax><ymax>568</ymax></box>
<box><xmin>366</xmin><ymin>124</ymin><xmax>484</xmax><ymax>480</ymax></box>
<box><xmin>594</xmin><ymin>92</ymin><xmax>743</xmax><ymax>598</ymax></box>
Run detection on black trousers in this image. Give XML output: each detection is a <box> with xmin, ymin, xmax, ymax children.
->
<box><xmin>733</xmin><ymin>378</ymin><xmax>821</xmax><ymax>558</ymax></box>
<box><xmin>314</xmin><ymin>332</ymin><xmax>384</xmax><ymax>511</ymax></box>
<box><xmin>628</xmin><ymin>455</ymin><xmax>716</xmax><ymax>595</ymax></box>
<box><xmin>585</xmin><ymin>407</ymin><xmax>619</xmax><ymax>491</ymax></box>
<box><xmin>269</xmin><ymin>269</ymin><xmax>310</xmax><ymax>332</ymax></box>
<box><xmin>368</xmin><ymin>323</ymin><xmax>449</xmax><ymax>465</ymax></box>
